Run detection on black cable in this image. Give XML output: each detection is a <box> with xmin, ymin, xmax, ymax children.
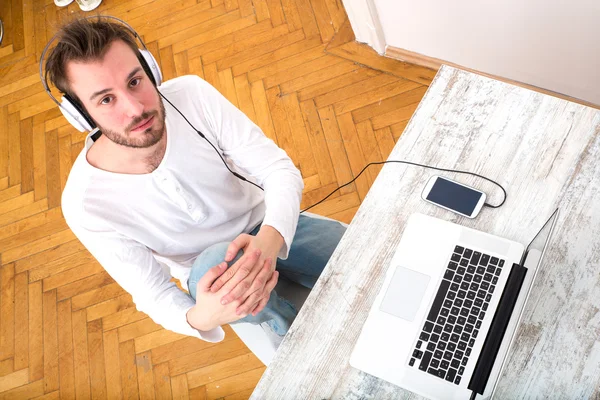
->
<box><xmin>159</xmin><ymin>92</ymin><xmax>264</xmax><ymax>192</ymax></box>
<box><xmin>159</xmin><ymin>91</ymin><xmax>507</xmax><ymax>215</ymax></box>
<box><xmin>299</xmin><ymin>160</ymin><xmax>507</xmax><ymax>214</ymax></box>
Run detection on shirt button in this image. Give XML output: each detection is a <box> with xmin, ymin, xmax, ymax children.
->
<box><xmin>176</xmin><ymin>187</ymin><xmax>180</xmax><ymax>192</ymax></box>
<box><xmin>187</xmin><ymin>205</ymin><xmax>192</xmax><ymax>210</ymax></box>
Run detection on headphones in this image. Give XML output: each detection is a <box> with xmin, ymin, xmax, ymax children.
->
<box><xmin>39</xmin><ymin>16</ymin><xmax>163</xmax><ymax>133</ymax></box>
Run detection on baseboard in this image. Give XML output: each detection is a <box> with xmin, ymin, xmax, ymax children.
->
<box><xmin>385</xmin><ymin>46</ymin><xmax>599</xmax><ymax>110</ymax></box>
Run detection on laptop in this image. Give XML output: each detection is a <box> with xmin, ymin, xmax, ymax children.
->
<box><xmin>350</xmin><ymin>209</ymin><xmax>559</xmax><ymax>400</ymax></box>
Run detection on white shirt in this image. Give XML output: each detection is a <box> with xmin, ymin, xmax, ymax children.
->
<box><xmin>62</xmin><ymin>75</ymin><xmax>304</xmax><ymax>342</ymax></box>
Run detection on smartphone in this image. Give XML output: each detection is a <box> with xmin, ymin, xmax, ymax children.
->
<box><xmin>421</xmin><ymin>176</ymin><xmax>486</xmax><ymax>218</ymax></box>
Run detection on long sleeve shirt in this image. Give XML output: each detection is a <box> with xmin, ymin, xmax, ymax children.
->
<box><xmin>61</xmin><ymin>75</ymin><xmax>304</xmax><ymax>342</ymax></box>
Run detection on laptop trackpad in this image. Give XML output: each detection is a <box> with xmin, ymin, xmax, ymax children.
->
<box><xmin>380</xmin><ymin>266</ymin><xmax>431</xmax><ymax>321</ymax></box>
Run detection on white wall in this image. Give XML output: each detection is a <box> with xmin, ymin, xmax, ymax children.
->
<box><xmin>372</xmin><ymin>0</ymin><xmax>600</xmax><ymax>106</ymax></box>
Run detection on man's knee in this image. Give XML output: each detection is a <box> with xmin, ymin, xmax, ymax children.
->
<box><xmin>188</xmin><ymin>242</ymin><xmax>231</xmax><ymax>299</ymax></box>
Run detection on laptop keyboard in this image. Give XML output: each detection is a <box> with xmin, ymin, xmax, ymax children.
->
<box><xmin>408</xmin><ymin>245</ymin><xmax>505</xmax><ymax>385</ymax></box>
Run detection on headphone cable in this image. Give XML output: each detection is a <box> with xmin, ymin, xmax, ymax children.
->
<box><xmin>159</xmin><ymin>92</ymin><xmax>507</xmax><ymax>215</ymax></box>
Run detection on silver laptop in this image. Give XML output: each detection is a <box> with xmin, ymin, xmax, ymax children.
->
<box><xmin>350</xmin><ymin>210</ymin><xmax>559</xmax><ymax>400</ymax></box>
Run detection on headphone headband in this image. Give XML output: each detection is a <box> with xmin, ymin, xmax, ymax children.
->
<box><xmin>40</xmin><ymin>15</ymin><xmax>162</xmax><ymax>132</ymax></box>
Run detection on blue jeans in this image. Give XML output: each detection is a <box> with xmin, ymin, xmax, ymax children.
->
<box><xmin>188</xmin><ymin>214</ymin><xmax>346</xmax><ymax>336</ymax></box>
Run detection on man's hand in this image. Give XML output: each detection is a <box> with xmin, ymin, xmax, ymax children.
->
<box><xmin>210</xmin><ymin>225</ymin><xmax>284</xmax><ymax>316</ymax></box>
<box><xmin>187</xmin><ymin>260</ymin><xmax>279</xmax><ymax>331</ymax></box>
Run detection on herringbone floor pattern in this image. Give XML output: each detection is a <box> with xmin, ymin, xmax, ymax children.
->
<box><xmin>0</xmin><ymin>0</ymin><xmax>436</xmax><ymax>397</ymax></box>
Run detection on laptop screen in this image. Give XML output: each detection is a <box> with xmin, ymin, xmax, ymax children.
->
<box><xmin>520</xmin><ymin>208</ymin><xmax>559</xmax><ymax>266</ymax></box>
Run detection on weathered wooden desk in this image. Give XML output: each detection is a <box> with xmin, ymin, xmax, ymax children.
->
<box><xmin>251</xmin><ymin>65</ymin><xmax>600</xmax><ymax>399</ymax></box>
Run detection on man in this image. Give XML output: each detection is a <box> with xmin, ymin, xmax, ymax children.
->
<box><xmin>46</xmin><ymin>17</ymin><xmax>346</xmax><ymax>343</ymax></box>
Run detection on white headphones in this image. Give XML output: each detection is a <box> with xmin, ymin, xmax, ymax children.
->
<box><xmin>39</xmin><ymin>16</ymin><xmax>163</xmax><ymax>132</ymax></box>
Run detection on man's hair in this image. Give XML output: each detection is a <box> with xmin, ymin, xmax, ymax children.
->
<box><xmin>45</xmin><ymin>17</ymin><xmax>140</xmax><ymax>101</ymax></box>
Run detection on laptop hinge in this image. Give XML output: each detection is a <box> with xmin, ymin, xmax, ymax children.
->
<box><xmin>468</xmin><ymin>262</ymin><xmax>527</xmax><ymax>396</ymax></box>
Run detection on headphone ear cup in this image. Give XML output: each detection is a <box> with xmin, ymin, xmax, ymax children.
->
<box><xmin>60</xmin><ymin>95</ymin><xmax>94</xmax><ymax>132</ymax></box>
<box><xmin>139</xmin><ymin>49</ymin><xmax>162</xmax><ymax>86</ymax></box>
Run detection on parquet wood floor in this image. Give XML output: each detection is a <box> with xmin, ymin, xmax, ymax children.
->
<box><xmin>0</xmin><ymin>0</ymin><xmax>435</xmax><ymax>397</ymax></box>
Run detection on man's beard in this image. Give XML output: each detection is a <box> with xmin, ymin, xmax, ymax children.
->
<box><xmin>97</xmin><ymin>95</ymin><xmax>166</xmax><ymax>149</ymax></box>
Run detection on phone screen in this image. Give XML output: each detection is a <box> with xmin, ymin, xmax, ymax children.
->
<box><xmin>426</xmin><ymin>177</ymin><xmax>483</xmax><ymax>216</ymax></box>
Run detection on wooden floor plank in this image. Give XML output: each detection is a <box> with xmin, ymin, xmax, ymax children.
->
<box><xmin>0</xmin><ymin>368</ymin><xmax>29</xmax><ymax>393</ymax></box>
<box><xmin>103</xmin><ymin>329</ymin><xmax>123</xmax><ymax>399</ymax></box>
<box><xmin>118</xmin><ymin>318</ymin><xmax>163</xmax><ymax>343</ymax></box>
<box><xmin>279</xmin><ymin>58</ymin><xmax>359</xmax><ymax>94</ymax></box>
<box><xmin>43</xmin><ymin>290</ymin><xmax>59</xmax><ymax>393</ymax></box>
<box><xmin>120</xmin><ymin>340</ymin><xmax>140</xmax><ymax>399</ymax></box>
<box><xmin>266</xmin><ymin>86</ymin><xmax>298</xmax><ymax>162</ymax></box>
<box><xmin>247</xmin><ymin>43</ymin><xmax>326</xmax><ymax>84</ymax></box>
<box><xmin>13</xmin><ymin>272</ymin><xmax>28</xmax><ymax>371</ymax></box>
<box><xmin>371</xmin><ymin>101</ymin><xmax>420</xmax><ymax>130</ymax></box>
<box><xmin>135</xmin><ymin>329</ymin><xmax>188</xmax><ymax>355</ymax></box>
<box><xmin>0</xmin><ymin>184</ymin><xmax>21</xmax><ymax>204</ymax></box>
<box><xmin>281</xmin><ymin>92</ymin><xmax>318</xmax><ymax>177</ymax></box>
<box><xmin>127</xmin><ymin>0</ymin><xmax>199</xmax><ymax>30</ymax></box>
<box><xmin>158</xmin><ymin>9</ymin><xmax>240</xmax><ymax>50</ymax></box>
<box><xmin>186</xmin><ymin>19</ymin><xmax>271</xmax><ymax>62</ymax></box>
<box><xmin>174</xmin><ymin>51</ymin><xmax>191</xmax><ymax>77</ymax></box>
<box><xmin>263</xmin><ymin>54</ymin><xmax>346</xmax><ymax>89</ymax></box>
<box><xmin>170</xmin><ymin>374</ymin><xmax>189</xmax><ymax>400</ymax></box>
<box><xmin>0</xmin><ymin>199</ymin><xmax>48</xmax><ymax>228</ymax></box>
<box><xmin>310</xmin><ymin>0</ymin><xmax>335</xmax><ymax>42</ymax></box>
<box><xmin>231</xmin><ymin>36</ymin><xmax>321</xmax><ymax>76</ymax></box>
<box><xmin>297</xmin><ymin>67</ymin><xmax>380</xmax><ymax>102</ymax></box>
<box><xmin>136</xmin><ymin>351</ymin><xmax>156</xmax><ymax>399</ymax></box>
<box><xmin>7</xmin><ymin>112</ymin><xmax>21</xmax><ymax>187</ymax></box>
<box><xmin>294</xmin><ymin>0</ymin><xmax>320</xmax><ymax>38</ymax></box>
<box><xmin>318</xmin><ymin>105</ymin><xmax>354</xmax><ymax>195</ymax></box>
<box><xmin>32</xmin><ymin>123</ymin><xmax>48</xmax><ymax>201</ymax></box>
<box><xmin>14</xmin><ymin>239</ymin><xmax>84</xmax><ymax>275</ymax></box>
<box><xmin>85</xmin><ymin>293</ymin><xmax>135</xmax><ymax>322</ymax></box>
<box><xmin>0</xmin><ymin>265</ymin><xmax>15</xmax><ymax>361</ymax></box>
<box><xmin>3</xmin><ymin>229</ymin><xmax>76</xmax><ymax>265</ymax></box>
<box><xmin>168</xmin><ymin>338</ymin><xmax>249</xmax><ymax>376</ymax></box>
<box><xmin>57</xmin><ymin>300</ymin><xmax>75</xmax><ymax>399</ymax></box>
<box><xmin>28</xmin><ymin>249</ymin><xmax>95</xmax><ymax>284</ymax></box>
<box><xmin>160</xmin><ymin>46</ymin><xmax>177</xmax><ymax>82</ymax></box>
<box><xmin>56</xmin><ymin>271</ymin><xmax>114</xmax><ymax>303</ymax></box>
<box><xmin>330</xmin><ymin>78</ymin><xmax>418</xmax><ymax>115</ymax></box>
<box><xmin>233</xmin><ymin>73</ymin><xmax>257</xmax><ymax>123</ymax></box>
<box><xmin>150</xmin><ymin>327</ymin><xmax>236</xmax><ymax>365</ymax></box>
<box><xmin>300</xmin><ymin>99</ymin><xmax>337</xmax><ymax>186</ymax></box>
<box><xmin>351</xmin><ymin>85</ymin><xmax>428</xmax><ymax>123</ymax></box>
<box><xmin>44</xmin><ymin>129</ymin><xmax>61</xmax><ymax>209</ymax></box>
<box><xmin>153</xmin><ymin>362</ymin><xmax>172</xmax><ymax>398</ymax></box>
<box><xmin>202</xmin><ymin>22</ymin><xmax>287</xmax><ymax>66</ymax></box>
<box><xmin>327</xmin><ymin>41</ymin><xmax>435</xmax><ymax>85</ymax></box>
<box><xmin>0</xmin><ymin>379</ymin><xmax>44</xmax><ymax>400</ymax></box>
<box><xmin>250</xmin><ymin>80</ymin><xmax>277</xmax><ymax>142</ymax></box>
<box><xmin>281</xmin><ymin>0</ymin><xmax>303</xmax><ymax>31</ymax></box>
<box><xmin>337</xmin><ymin>113</ymin><xmax>371</xmax><ymax>200</ymax></box>
<box><xmin>217</xmin><ymin>28</ymin><xmax>304</xmax><ymax>72</ymax></box>
<box><xmin>204</xmin><ymin>366</ymin><xmax>264</xmax><ymax>400</ymax></box>
<box><xmin>0</xmin><ymin>107</ymin><xmax>8</xmax><ymax>179</ymax></box>
<box><xmin>72</xmin><ymin>310</ymin><xmax>91</xmax><ymax>400</ymax></box>
<box><xmin>0</xmin><ymin>217</ymin><xmax>69</xmax><ymax>253</ymax></box>
<box><xmin>72</xmin><ymin>282</ymin><xmax>126</xmax><ymax>312</ymax></box>
<box><xmin>87</xmin><ymin>319</ymin><xmax>107</xmax><ymax>400</ymax></box>
<box><xmin>187</xmin><ymin>353</ymin><xmax>263</xmax><ymax>388</ymax></box>
<box><xmin>19</xmin><ymin>118</ymin><xmax>34</xmax><ymax>193</ymax></box>
<box><xmin>28</xmin><ymin>281</ymin><xmax>43</xmax><ymax>382</ymax></box>
<box><xmin>266</xmin><ymin>0</ymin><xmax>286</xmax><ymax>27</ymax></box>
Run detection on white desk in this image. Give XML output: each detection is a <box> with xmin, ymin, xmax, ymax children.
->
<box><xmin>251</xmin><ymin>65</ymin><xmax>600</xmax><ymax>398</ymax></box>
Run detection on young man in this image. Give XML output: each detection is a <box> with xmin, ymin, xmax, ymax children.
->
<box><xmin>45</xmin><ymin>17</ymin><xmax>346</xmax><ymax>343</ymax></box>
